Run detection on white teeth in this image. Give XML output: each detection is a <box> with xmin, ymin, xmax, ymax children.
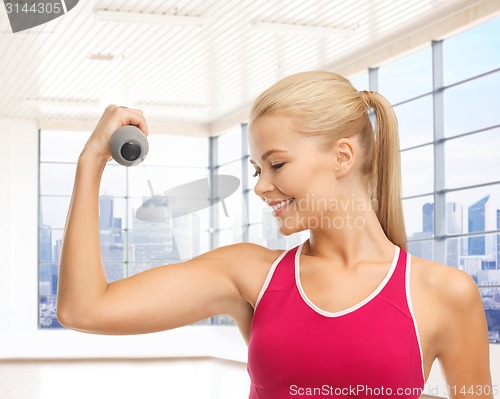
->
<box><xmin>271</xmin><ymin>198</ymin><xmax>294</xmax><ymax>211</ymax></box>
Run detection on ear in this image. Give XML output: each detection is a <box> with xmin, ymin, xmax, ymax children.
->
<box><xmin>334</xmin><ymin>138</ymin><xmax>355</xmax><ymax>178</ymax></box>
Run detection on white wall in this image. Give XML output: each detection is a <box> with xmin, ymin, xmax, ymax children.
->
<box><xmin>0</xmin><ymin>119</ymin><xmax>498</xmax><ymax>397</ymax></box>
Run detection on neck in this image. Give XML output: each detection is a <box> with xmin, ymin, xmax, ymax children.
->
<box><xmin>302</xmin><ymin>195</ymin><xmax>395</xmax><ymax>267</ymax></box>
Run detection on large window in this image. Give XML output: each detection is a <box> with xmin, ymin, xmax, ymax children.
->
<box><xmin>209</xmin><ymin>17</ymin><xmax>500</xmax><ymax>342</ymax></box>
<box><xmin>376</xmin><ymin>17</ymin><xmax>500</xmax><ymax>343</ymax></box>
<box><xmin>40</xmin><ymin>17</ymin><xmax>500</xmax><ymax>341</ymax></box>
<box><xmin>38</xmin><ymin>131</ymin><xmax>218</xmax><ymax>327</ymax></box>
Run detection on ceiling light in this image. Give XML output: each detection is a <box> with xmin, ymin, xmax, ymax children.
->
<box><xmin>89</xmin><ymin>53</ymin><xmax>115</xmax><ymax>61</ymax></box>
<box><xmin>252</xmin><ymin>21</ymin><xmax>356</xmax><ymax>38</ymax></box>
<box><xmin>94</xmin><ymin>10</ymin><xmax>208</xmax><ymax>27</ymax></box>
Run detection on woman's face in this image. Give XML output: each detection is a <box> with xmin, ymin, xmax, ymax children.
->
<box><xmin>248</xmin><ymin>114</ymin><xmax>343</xmax><ymax>235</ymax></box>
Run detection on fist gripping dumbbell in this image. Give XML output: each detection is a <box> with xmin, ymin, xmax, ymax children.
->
<box><xmin>109</xmin><ymin>125</ymin><xmax>149</xmax><ymax>166</ymax></box>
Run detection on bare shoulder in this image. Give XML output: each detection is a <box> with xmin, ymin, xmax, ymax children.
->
<box><xmin>198</xmin><ymin>241</ymin><xmax>281</xmax><ymax>270</ymax></box>
<box><xmin>411</xmin><ymin>255</ymin><xmax>492</xmax><ymax>385</ymax></box>
<box><xmin>411</xmin><ymin>255</ymin><xmax>480</xmax><ymax>306</ymax></box>
<box><xmin>207</xmin><ymin>242</ymin><xmax>285</xmax><ymax>308</ymax></box>
<box><xmin>202</xmin><ymin>241</ymin><xmax>278</xmax><ymax>260</ymax></box>
<box><xmin>410</xmin><ymin>254</ymin><xmax>485</xmax><ymax>355</ymax></box>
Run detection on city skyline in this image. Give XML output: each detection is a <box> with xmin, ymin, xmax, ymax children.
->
<box><xmin>40</xmin><ymin>191</ymin><xmax>500</xmax><ymax>341</ymax></box>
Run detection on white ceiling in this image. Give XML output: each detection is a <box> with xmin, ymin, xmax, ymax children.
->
<box><xmin>0</xmin><ymin>0</ymin><xmax>497</xmax><ymax>136</ymax></box>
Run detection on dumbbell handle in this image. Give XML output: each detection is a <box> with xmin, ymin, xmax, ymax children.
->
<box><xmin>109</xmin><ymin>125</ymin><xmax>149</xmax><ymax>167</ymax></box>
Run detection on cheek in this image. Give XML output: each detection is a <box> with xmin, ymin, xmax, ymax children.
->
<box><xmin>300</xmin><ymin>167</ymin><xmax>337</xmax><ymax>211</ymax></box>
<box><xmin>302</xmin><ymin>160</ymin><xmax>333</xmax><ymax>188</ymax></box>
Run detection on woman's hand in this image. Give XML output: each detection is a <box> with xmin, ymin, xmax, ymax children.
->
<box><xmin>81</xmin><ymin>105</ymin><xmax>149</xmax><ymax>163</ymax></box>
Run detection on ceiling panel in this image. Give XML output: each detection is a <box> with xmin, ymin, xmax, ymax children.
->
<box><xmin>0</xmin><ymin>0</ymin><xmax>495</xmax><ymax>135</ymax></box>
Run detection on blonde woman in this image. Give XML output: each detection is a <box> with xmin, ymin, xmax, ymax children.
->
<box><xmin>58</xmin><ymin>71</ymin><xmax>493</xmax><ymax>398</ymax></box>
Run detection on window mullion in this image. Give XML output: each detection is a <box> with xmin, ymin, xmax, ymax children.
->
<box><xmin>432</xmin><ymin>40</ymin><xmax>446</xmax><ymax>264</ymax></box>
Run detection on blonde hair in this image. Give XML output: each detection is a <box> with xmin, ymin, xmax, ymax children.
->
<box><xmin>249</xmin><ymin>71</ymin><xmax>407</xmax><ymax>251</ymax></box>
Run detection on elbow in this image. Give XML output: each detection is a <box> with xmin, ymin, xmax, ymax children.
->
<box><xmin>56</xmin><ymin>303</ymin><xmax>95</xmax><ymax>332</ymax></box>
<box><xmin>56</xmin><ymin>285</ymin><xmax>110</xmax><ymax>332</ymax></box>
<box><xmin>56</xmin><ymin>292</ymin><xmax>75</xmax><ymax>329</ymax></box>
<box><xmin>56</xmin><ymin>305</ymin><xmax>79</xmax><ymax>330</ymax></box>
<box><xmin>56</xmin><ymin>312</ymin><xmax>69</xmax><ymax>329</ymax></box>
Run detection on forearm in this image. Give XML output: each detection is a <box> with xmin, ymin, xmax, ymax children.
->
<box><xmin>57</xmin><ymin>150</ymin><xmax>109</xmax><ymax>325</ymax></box>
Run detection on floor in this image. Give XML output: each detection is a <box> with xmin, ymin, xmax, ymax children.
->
<box><xmin>0</xmin><ymin>357</ymin><xmax>440</xmax><ymax>399</ymax></box>
<box><xmin>0</xmin><ymin>357</ymin><xmax>251</xmax><ymax>399</ymax></box>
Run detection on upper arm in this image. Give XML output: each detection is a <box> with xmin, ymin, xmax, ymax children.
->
<box><xmin>436</xmin><ymin>267</ymin><xmax>493</xmax><ymax>397</ymax></box>
<box><xmin>62</xmin><ymin>243</ymin><xmax>254</xmax><ymax>335</ymax></box>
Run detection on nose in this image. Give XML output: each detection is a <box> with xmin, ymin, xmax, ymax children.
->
<box><xmin>253</xmin><ymin>172</ymin><xmax>274</xmax><ymax>199</ymax></box>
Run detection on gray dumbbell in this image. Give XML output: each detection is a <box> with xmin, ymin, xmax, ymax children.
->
<box><xmin>109</xmin><ymin>125</ymin><xmax>149</xmax><ymax>166</ymax></box>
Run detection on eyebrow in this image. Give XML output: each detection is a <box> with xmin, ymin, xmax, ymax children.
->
<box><xmin>249</xmin><ymin>149</ymin><xmax>288</xmax><ymax>165</ymax></box>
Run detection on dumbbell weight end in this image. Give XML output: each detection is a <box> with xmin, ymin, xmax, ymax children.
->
<box><xmin>109</xmin><ymin>125</ymin><xmax>149</xmax><ymax>167</ymax></box>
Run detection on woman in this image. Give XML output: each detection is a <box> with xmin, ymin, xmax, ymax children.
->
<box><xmin>57</xmin><ymin>71</ymin><xmax>493</xmax><ymax>398</ymax></box>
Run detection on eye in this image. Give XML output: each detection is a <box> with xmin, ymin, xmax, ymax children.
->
<box><xmin>252</xmin><ymin>163</ymin><xmax>285</xmax><ymax>178</ymax></box>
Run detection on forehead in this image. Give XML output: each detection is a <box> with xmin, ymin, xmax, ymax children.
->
<box><xmin>248</xmin><ymin>115</ymin><xmax>326</xmax><ymax>165</ymax></box>
<box><xmin>248</xmin><ymin>115</ymin><xmax>298</xmax><ymax>160</ymax></box>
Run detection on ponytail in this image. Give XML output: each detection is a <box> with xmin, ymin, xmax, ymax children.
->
<box><xmin>360</xmin><ymin>90</ymin><xmax>407</xmax><ymax>251</ymax></box>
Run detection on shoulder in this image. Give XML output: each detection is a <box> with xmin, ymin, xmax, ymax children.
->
<box><xmin>410</xmin><ymin>254</ymin><xmax>480</xmax><ymax>308</ymax></box>
<box><xmin>410</xmin><ymin>254</ymin><xmax>484</xmax><ymax>351</ymax></box>
<box><xmin>410</xmin><ymin>255</ymin><xmax>491</xmax><ymax>380</ymax></box>
<box><xmin>219</xmin><ymin>241</ymin><xmax>280</xmax><ymax>256</ymax></box>
<box><xmin>223</xmin><ymin>242</ymin><xmax>286</xmax><ymax>277</ymax></box>
<box><xmin>197</xmin><ymin>241</ymin><xmax>284</xmax><ymax>285</ymax></box>
<box><xmin>198</xmin><ymin>242</ymin><xmax>282</xmax><ymax>268</ymax></box>
<box><xmin>209</xmin><ymin>242</ymin><xmax>286</xmax><ymax>307</ymax></box>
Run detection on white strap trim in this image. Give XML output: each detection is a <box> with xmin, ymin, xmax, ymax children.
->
<box><xmin>254</xmin><ymin>248</ymin><xmax>290</xmax><ymax>310</ymax></box>
<box><xmin>295</xmin><ymin>244</ymin><xmax>400</xmax><ymax>317</ymax></box>
<box><xmin>405</xmin><ymin>252</ymin><xmax>426</xmax><ymax>383</ymax></box>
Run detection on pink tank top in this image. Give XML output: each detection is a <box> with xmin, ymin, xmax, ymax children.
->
<box><xmin>247</xmin><ymin>242</ymin><xmax>425</xmax><ymax>398</ymax></box>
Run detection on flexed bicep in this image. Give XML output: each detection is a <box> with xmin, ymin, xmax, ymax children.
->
<box><xmin>59</xmin><ymin>244</ymin><xmax>248</xmax><ymax>335</ymax></box>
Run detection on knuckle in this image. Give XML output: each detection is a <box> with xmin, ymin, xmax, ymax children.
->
<box><xmin>111</xmin><ymin>105</ymin><xmax>126</xmax><ymax>119</ymax></box>
<box><xmin>106</xmin><ymin>104</ymin><xmax>118</xmax><ymax>112</ymax></box>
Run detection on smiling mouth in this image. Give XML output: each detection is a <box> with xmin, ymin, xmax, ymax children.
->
<box><xmin>270</xmin><ymin>198</ymin><xmax>294</xmax><ymax>211</ymax></box>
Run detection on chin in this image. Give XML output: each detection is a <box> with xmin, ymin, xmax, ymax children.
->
<box><xmin>276</xmin><ymin>219</ymin><xmax>306</xmax><ymax>236</ymax></box>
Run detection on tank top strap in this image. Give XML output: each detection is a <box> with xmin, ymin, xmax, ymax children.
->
<box><xmin>267</xmin><ymin>245</ymin><xmax>299</xmax><ymax>289</ymax></box>
<box><xmin>254</xmin><ymin>245</ymin><xmax>299</xmax><ymax>310</ymax></box>
<box><xmin>378</xmin><ymin>246</ymin><xmax>413</xmax><ymax>319</ymax></box>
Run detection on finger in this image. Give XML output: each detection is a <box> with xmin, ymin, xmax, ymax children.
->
<box><xmin>111</xmin><ymin>105</ymin><xmax>149</xmax><ymax>137</ymax></box>
<box><xmin>128</xmin><ymin>108</ymin><xmax>149</xmax><ymax>137</ymax></box>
